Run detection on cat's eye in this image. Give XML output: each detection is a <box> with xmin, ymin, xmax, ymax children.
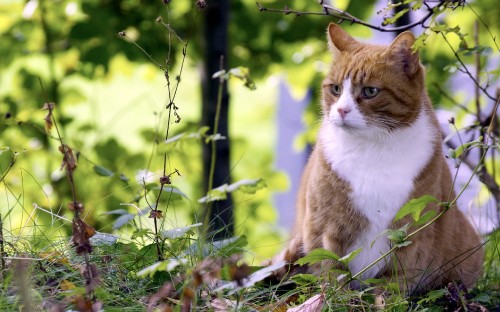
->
<box><xmin>330</xmin><ymin>84</ymin><xmax>342</xmax><ymax>96</ymax></box>
<box><xmin>362</xmin><ymin>87</ymin><xmax>379</xmax><ymax>99</ymax></box>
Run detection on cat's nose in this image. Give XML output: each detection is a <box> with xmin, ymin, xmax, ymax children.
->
<box><xmin>337</xmin><ymin>107</ymin><xmax>351</xmax><ymax>119</ymax></box>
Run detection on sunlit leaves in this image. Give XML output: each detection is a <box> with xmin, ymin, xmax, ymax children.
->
<box><xmin>447</xmin><ymin>137</ymin><xmax>484</xmax><ymax>159</ymax></box>
<box><xmin>296</xmin><ymin>248</ymin><xmax>340</xmax><ymax>266</ymax></box>
<box><xmin>106</xmin><ymin>207</ymin><xmax>149</xmax><ymax>230</ymax></box>
<box><xmin>137</xmin><ymin>258</ymin><xmax>189</xmax><ymax>278</ymax></box>
<box><xmin>394</xmin><ymin>195</ymin><xmax>439</xmax><ymax>222</ymax></box>
<box><xmin>382</xmin><ymin>8</ymin><xmax>409</xmax><ymax>26</ymax></box>
<box><xmin>290</xmin><ymin>273</ymin><xmax>320</xmax><ymax>286</ymax></box>
<box><xmin>339</xmin><ymin>248</ymin><xmax>362</xmax><ymax>264</ymax></box>
<box><xmin>0</xmin><ymin>147</ymin><xmax>18</xmax><ymax>182</ymax></box>
<box><xmin>417</xmin><ymin>289</ymin><xmax>448</xmax><ymax>307</ymax></box>
<box><xmin>161</xmin><ymin>223</ymin><xmax>202</xmax><ymax>239</ymax></box>
<box><xmin>384</xmin><ymin>224</ymin><xmax>412</xmax><ymax>248</ymax></box>
<box><xmin>212</xmin><ymin>66</ymin><xmax>256</xmax><ymax>90</ymax></box>
<box><xmin>296</xmin><ymin>247</ymin><xmax>361</xmax><ymax>269</ymax></box>
<box><xmin>198</xmin><ymin>178</ymin><xmax>266</xmax><ymax>203</ymax></box>
<box><xmin>93</xmin><ymin>165</ymin><xmax>114</xmax><ymax>177</ymax></box>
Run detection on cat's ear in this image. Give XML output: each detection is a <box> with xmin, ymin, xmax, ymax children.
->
<box><xmin>327</xmin><ymin>23</ymin><xmax>357</xmax><ymax>58</ymax></box>
<box><xmin>388</xmin><ymin>31</ymin><xmax>420</xmax><ymax>77</ymax></box>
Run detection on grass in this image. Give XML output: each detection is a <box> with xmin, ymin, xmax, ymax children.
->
<box><xmin>1</xmin><ymin>2</ymin><xmax>499</xmax><ymax>310</ymax></box>
<box><xmin>0</xmin><ymin>212</ymin><xmax>498</xmax><ymax>311</ymax></box>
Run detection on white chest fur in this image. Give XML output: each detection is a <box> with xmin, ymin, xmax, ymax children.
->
<box><xmin>320</xmin><ymin>106</ymin><xmax>436</xmax><ymax>279</ymax></box>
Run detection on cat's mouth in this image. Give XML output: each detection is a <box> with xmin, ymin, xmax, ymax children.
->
<box><xmin>332</xmin><ymin>118</ymin><xmax>363</xmax><ymax>130</ymax></box>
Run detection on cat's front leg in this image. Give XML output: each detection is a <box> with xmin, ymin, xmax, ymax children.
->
<box><xmin>265</xmin><ymin>235</ymin><xmax>307</xmax><ymax>283</ymax></box>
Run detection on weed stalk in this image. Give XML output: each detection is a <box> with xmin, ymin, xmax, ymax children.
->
<box><xmin>41</xmin><ymin>81</ymin><xmax>100</xmax><ymax>304</ymax></box>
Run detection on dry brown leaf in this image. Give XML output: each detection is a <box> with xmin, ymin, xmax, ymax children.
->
<box><xmin>210</xmin><ymin>298</ymin><xmax>237</xmax><ymax>311</ymax></box>
<box><xmin>181</xmin><ymin>287</ymin><xmax>194</xmax><ymax>312</ymax></box>
<box><xmin>81</xmin><ymin>264</ymin><xmax>100</xmax><ymax>293</ymax></box>
<box><xmin>59</xmin><ymin>144</ymin><xmax>77</xmax><ymax>171</ymax></box>
<box><xmin>149</xmin><ymin>210</ymin><xmax>163</xmax><ymax>219</ymax></box>
<box><xmin>72</xmin><ymin>218</ymin><xmax>94</xmax><ymax>255</ymax></box>
<box><xmin>229</xmin><ymin>263</ymin><xmax>251</xmax><ymax>286</ymax></box>
<box><xmin>68</xmin><ymin>201</ymin><xmax>84</xmax><ymax>213</ymax></box>
<box><xmin>287</xmin><ymin>294</ymin><xmax>324</xmax><ymax>312</ymax></box>
<box><xmin>60</xmin><ymin>280</ymin><xmax>76</xmax><ymax>291</ymax></box>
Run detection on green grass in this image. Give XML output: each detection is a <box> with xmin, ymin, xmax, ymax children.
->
<box><xmin>0</xmin><ymin>220</ymin><xmax>497</xmax><ymax>311</ymax></box>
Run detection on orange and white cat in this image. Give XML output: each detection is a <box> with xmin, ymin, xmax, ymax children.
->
<box><xmin>273</xmin><ymin>23</ymin><xmax>484</xmax><ymax>294</ymax></box>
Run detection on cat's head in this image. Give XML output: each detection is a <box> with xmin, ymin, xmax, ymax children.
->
<box><xmin>322</xmin><ymin>23</ymin><xmax>426</xmax><ymax>135</ymax></box>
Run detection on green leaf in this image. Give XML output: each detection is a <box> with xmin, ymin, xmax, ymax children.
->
<box><xmin>364</xmin><ymin>278</ymin><xmax>387</xmax><ymax>285</ymax></box>
<box><xmin>113</xmin><ymin>214</ymin><xmax>135</xmax><ymax>229</ymax></box>
<box><xmin>296</xmin><ymin>248</ymin><xmax>340</xmax><ymax>266</ymax></box>
<box><xmin>137</xmin><ymin>258</ymin><xmax>188</xmax><ymax>278</ymax></box>
<box><xmin>382</xmin><ymin>8</ymin><xmax>409</xmax><ymax>26</ymax></box>
<box><xmin>394</xmin><ymin>195</ymin><xmax>438</xmax><ymax>222</ymax></box>
<box><xmin>443</xmin><ymin>64</ymin><xmax>458</xmax><ymax>73</ymax></box>
<box><xmin>227</xmin><ymin>178</ymin><xmax>266</xmax><ymax>194</ymax></box>
<box><xmin>93</xmin><ymin>165</ymin><xmax>114</xmax><ymax>177</ymax></box>
<box><xmin>161</xmin><ymin>127</ymin><xmax>212</xmax><ymax>151</ymax></box>
<box><xmin>217</xmin><ymin>235</ymin><xmax>248</xmax><ymax>256</ymax></box>
<box><xmin>290</xmin><ymin>273</ymin><xmax>320</xmax><ymax>286</ymax></box>
<box><xmin>161</xmin><ymin>223</ymin><xmax>202</xmax><ymax>239</ymax></box>
<box><xmin>448</xmin><ymin>137</ymin><xmax>483</xmax><ymax>159</ymax></box>
<box><xmin>198</xmin><ymin>179</ymin><xmax>266</xmax><ymax>203</ymax></box>
<box><xmin>184</xmin><ymin>236</ymin><xmax>248</xmax><ymax>258</ymax></box>
<box><xmin>198</xmin><ymin>185</ymin><xmax>228</xmax><ymax>203</ymax></box>
<box><xmin>211</xmin><ymin>69</ymin><xmax>227</xmax><ymax>79</ymax></box>
<box><xmin>413</xmin><ymin>32</ymin><xmax>429</xmax><ymax>52</ymax></box>
<box><xmin>89</xmin><ymin>232</ymin><xmax>118</xmax><ymax>246</ymax></box>
<box><xmin>154</xmin><ymin>185</ymin><xmax>189</xmax><ymax>201</ymax></box>
<box><xmin>131</xmin><ymin>229</ymin><xmax>150</xmax><ymax>240</ymax></box>
<box><xmin>0</xmin><ymin>147</ymin><xmax>15</xmax><ymax>178</ymax></box>
<box><xmin>413</xmin><ymin>210</ymin><xmax>438</xmax><ymax>227</ymax></box>
<box><xmin>417</xmin><ymin>289</ymin><xmax>447</xmax><ymax>304</ymax></box>
<box><xmin>385</xmin><ymin>224</ymin><xmax>412</xmax><ymax>248</ymax></box>
<box><xmin>204</xmin><ymin>133</ymin><xmax>226</xmax><ymax>144</ymax></box>
<box><xmin>103</xmin><ymin>209</ymin><xmax>129</xmax><ymax>215</ymax></box>
<box><xmin>227</xmin><ymin>67</ymin><xmax>256</xmax><ymax>90</ymax></box>
<box><xmin>411</xmin><ymin>1</ymin><xmax>423</xmax><ymax>11</ymax></box>
<box><xmin>339</xmin><ymin>248</ymin><xmax>362</xmax><ymax>264</ymax></box>
<box><xmin>164</xmin><ymin>132</ymin><xmax>185</xmax><ymax>145</ymax></box>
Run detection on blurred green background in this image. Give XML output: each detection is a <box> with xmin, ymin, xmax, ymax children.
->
<box><xmin>0</xmin><ymin>0</ymin><xmax>498</xmax><ymax>263</ymax></box>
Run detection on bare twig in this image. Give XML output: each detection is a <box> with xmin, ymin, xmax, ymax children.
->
<box><xmin>120</xmin><ymin>10</ymin><xmax>198</xmax><ymax>260</ymax></box>
<box><xmin>444</xmin><ymin>139</ymin><xmax>500</xmax><ymax>207</ymax></box>
<box><xmin>440</xmin><ymin>33</ymin><xmax>497</xmax><ymax>102</ymax></box>
<box><xmin>465</xmin><ymin>1</ymin><xmax>499</xmax><ymax>52</ymax></box>
<box><xmin>433</xmin><ymin>83</ymin><xmax>474</xmax><ymax>115</ymax></box>
<box><xmin>40</xmin><ymin>78</ymin><xmax>99</xmax><ymax>302</ymax></box>
<box><xmin>0</xmin><ymin>213</ymin><xmax>6</xmax><ymax>275</ymax></box>
<box><xmin>257</xmin><ymin>1</ymin><xmax>436</xmax><ymax>32</ymax></box>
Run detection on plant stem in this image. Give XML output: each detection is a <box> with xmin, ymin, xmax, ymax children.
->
<box><xmin>203</xmin><ymin>55</ymin><xmax>225</xmax><ymax>240</ymax></box>
<box><xmin>0</xmin><ymin>213</ymin><xmax>5</xmax><ymax>276</ymax></box>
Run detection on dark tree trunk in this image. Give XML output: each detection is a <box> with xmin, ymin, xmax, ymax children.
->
<box><xmin>201</xmin><ymin>0</ymin><xmax>234</xmax><ymax>240</ymax></box>
<box><xmin>393</xmin><ymin>0</ymin><xmax>411</xmax><ymax>36</ymax></box>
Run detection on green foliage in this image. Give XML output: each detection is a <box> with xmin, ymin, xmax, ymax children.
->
<box><xmin>394</xmin><ymin>195</ymin><xmax>439</xmax><ymax>222</ymax></box>
<box><xmin>0</xmin><ymin>0</ymin><xmax>498</xmax><ymax>310</ymax></box>
<box><xmin>384</xmin><ymin>224</ymin><xmax>413</xmax><ymax>248</ymax></box>
<box><xmin>199</xmin><ymin>178</ymin><xmax>266</xmax><ymax>203</ymax></box>
<box><xmin>296</xmin><ymin>248</ymin><xmax>340</xmax><ymax>266</ymax></box>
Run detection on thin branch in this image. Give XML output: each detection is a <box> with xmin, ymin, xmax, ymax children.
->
<box><xmin>465</xmin><ymin>1</ymin><xmax>499</xmax><ymax>52</ymax></box>
<box><xmin>433</xmin><ymin>83</ymin><xmax>474</xmax><ymax>115</ymax></box>
<box><xmin>257</xmin><ymin>1</ymin><xmax>436</xmax><ymax>32</ymax></box>
<box><xmin>440</xmin><ymin>33</ymin><xmax>497</xmax><ymax>102</ymax></box>
<box><xmin>444</xmin><ymin>139</ymin><xmax>500</xmax><ymax>205</ymax></box>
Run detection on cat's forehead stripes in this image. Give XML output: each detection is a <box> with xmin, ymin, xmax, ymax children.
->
<box><xmin>331</xmin><ymin>49</ymin><xmax>388</xmax><ymax>86</ymax></box>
